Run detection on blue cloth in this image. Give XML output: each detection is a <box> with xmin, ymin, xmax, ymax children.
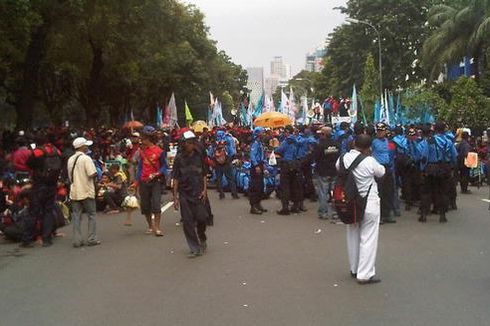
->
<box><xmin>276</xmin><ymin>135</ymin><xmax>298</xmax><ymax>161</ymax></box>
<box><xmin>335</xmin><ymin>130</ymin><xmax>354</xmax><ymax>155</ymax></box>
<box><xmin>250</xmin><ymin>140</ymin><xmax>264</xmax><ymax>167</ymax></box>
<box><xmin>417</xmin><ymin>134</ymin><xmax>458</xmax><ymax>170</ymax></box>
<box><xmin>392</xmin><ymin>135</ymin><xmax>409</xmax><ymax>156</ymax></box>
<box><xmin>296</xmin><ymin>134</ymin><xmax>316</xmax><ymax>159</ymax></box>
<box><xmin>372</xmin><ymin>138</ymin><xmax>394</xmax><ymax>169</ymax></box>
<box><xmin>212</xmin><ymin>131</ymin><xmax>237</xmax><ymax>158</ymax></box>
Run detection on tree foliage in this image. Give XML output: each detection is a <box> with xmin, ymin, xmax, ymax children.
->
<box><xmin>359</xmin><ymin>54</ymin><xmax>379</xmax><ymax>121</ymax></box>
<box><xmin>422</xmin><ymin>0</ymin><xmax>490</xmax><ymax>78</ymax></box>
<box><xmin>322</xmin><ymin>0</ymin><xmax>434</xmax><ymax>97</ymax></box>
<box><xmin>0</xmin><ymin>0</ymin><xmax>247</xmax><ymax>128</ymax></box>
<box><xmin>402</xmin><ymin>85</ymin><xmax>446</xmax><ymax>119</ymax></box>
<box><xmin>440</xmin><ymin>76</ymin><xmax>490</xmax><ymax>127</ymax></box>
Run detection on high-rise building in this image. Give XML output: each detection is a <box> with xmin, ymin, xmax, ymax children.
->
<box><xmin>265</xmin><ymin>76</ymin><xmax>280</xmax><ymax>97</ymax></box>
<box><xmin>270</xmin><ymin>56</ymin><xmax>291</xmax><ymax>81</ymax></box>
<box><xmin>246</xmin><ymin>67</ymin><xmax>264</xmax><ymax>106</ymax></box>
<box><xmin>305</xmin><ymin>47</ymin><xmax>327</xmax><ymax>72</ymax></box>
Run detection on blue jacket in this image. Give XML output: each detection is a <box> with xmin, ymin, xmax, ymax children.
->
<box><xmin>417</xmin><ymin>134</ymin><xmax>458</xmax><ymax>170</ymax></box>
<box><xmin>276</xmin><ymin>135</ymin><xmax>298</xmax><ymax>161</ymax></box>
<box><xmin>296</xmin><ymin>134</ymin><xmax>317</xmax><ymax>159</ymax></box>
<box><xmin>335</xmin><ymin>130</ymin><xmax>354</xmax><ymax>155</ymax></box>
<box><xmin>392</xmin><ymin>135</ymin><xmax>409</xmax><ymax>156</ymax></box>
<box><xmin>372</xmin><ymin>137</ymin><xmax>394</xmax><ymax>169</ymax></box>
<box><xmin>250</xmin><ymin>140</ymin><xmax>264</xmax><ymax>167</ymax></box>
<box><xmin>212</xmin><ymin>130</ymin><xmax>237</xmax><ymax>158</ymax></box>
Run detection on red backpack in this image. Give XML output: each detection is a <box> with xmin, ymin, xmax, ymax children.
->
<box><xmin>333</xmin><ymin>154</ymin><xmax>371</xmax><ymax>224</ymax></box>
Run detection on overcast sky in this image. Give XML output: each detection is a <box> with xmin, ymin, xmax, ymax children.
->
<box><xmin>185</xmin><ymin>0</ymin><xmax>347</xmax><ymax>76</ymax></box>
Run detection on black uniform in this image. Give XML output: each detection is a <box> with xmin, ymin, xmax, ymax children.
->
<box><xmin>173</xmin><ymin>148</ymin><xmax>209</xmax><ymax>254</ymax></box>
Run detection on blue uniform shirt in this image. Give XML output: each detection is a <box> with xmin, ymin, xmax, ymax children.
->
<box><xmin>392</xmin><ymin>135</ymin><xmax>409</xmax><ymax>156</ymax></box>
<box><xmin>250</xmin><ymin>140</ymin><xmax>264</xmax><ymax>167</ymax></box>
<box><xmin>372</xmin><ymin>137</ymin><xmax>394</xmax><ymax>169</ymax></box>
<box><xmin>276</xmin><ymin>135</ymin><xmax>298</xmax><ymax>161</ymax></box>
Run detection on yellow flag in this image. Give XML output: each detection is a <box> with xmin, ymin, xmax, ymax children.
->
<box><xmin>185</xmin><ymin>101</ymin><xmax>193</xmax><ymax>126</ymax></box>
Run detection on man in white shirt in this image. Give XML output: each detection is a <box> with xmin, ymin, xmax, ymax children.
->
<box><xmin>336</xmin><ymin>134</ymin><xmax>385</xmax><ymax>284</ymax></box>
<box><xmin>67</xmin><ymin>137</ymin><xmax>100</xmax><ymax>248</ymax></box>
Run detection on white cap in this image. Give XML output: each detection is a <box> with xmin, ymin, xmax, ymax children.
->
<box><xmin>73</xmin><ymin>137</ymin><xmax>93</xmax><ymax>149</ymax></box>
<box><xmin>183</xmin><ymin>131</ymin><xmax>196</xmax><ymax>140</ymax></box>
<box><xmin>131</xmin><ymin>132</ymin><xmax>140</xmax><ymax>137</ymax></box>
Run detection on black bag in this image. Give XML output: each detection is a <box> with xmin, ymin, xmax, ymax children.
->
<box><xmin>39</xmin><ymin>147</ymin><xmax>62</xmax><ymax>182</ymax></box>
<box><xmin>333</xmin><ymin>154</ymin><xmax>371</xmax><ymax>224</ymax></box>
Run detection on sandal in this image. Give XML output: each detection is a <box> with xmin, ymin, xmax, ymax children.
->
<box><xmin>145</xmin><ymin>229</ymin><xmax>154</xmax><ymax>235</ymax></box>
<box><xmin>155</xmin><ymin>230</ymin><xmax>164</xmax><ymax>237</ymax></box>
<box><xmin>124</xmin><ymin>222</ymin><xmax>132</xmax><ymax>227</ymax></box>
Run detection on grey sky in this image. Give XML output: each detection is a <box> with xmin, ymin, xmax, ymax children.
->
<box><xmin>185</xmin><ymin>0</ymin><xmax>347</xmax><ymax>76</ymax></box>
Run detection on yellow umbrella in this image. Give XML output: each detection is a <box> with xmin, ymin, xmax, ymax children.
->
<box><xmin>191</xmin><ymin>120</ymin><xmax>209</xmax><ymax>133</ymax></box>
<box><xmin>254</xmin><ymin>112</ymin><xmax>292</xmax><ymax>128</ymax></box>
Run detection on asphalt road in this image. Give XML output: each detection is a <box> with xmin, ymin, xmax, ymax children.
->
<box><xmin>1</xmin><ymin>187</ymin><xmax>490</xmax><ymax>326</ymax></box>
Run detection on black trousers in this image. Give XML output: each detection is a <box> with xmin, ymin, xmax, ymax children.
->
<box><xmin>279</xmin><ymin>162</ymin><xmax>301</xmax><ymax>206</ymax></box>
<box><xmin>249</xmin><ymin>165</ymin><xmax>264</xmax><ymax>206</ymax></box>
<box><xmin>301</xmin><ymin>160</ymin><xmax>316</xmax><ymax>200</ymax></box>
<box><xmin>459</xmin><ymin>166</ymin><xmax>470</xmax><ymax>192</ymax></box>
<box><xmin>179</xmin><ymin>195</ymin><xmax>208</xmax><ymax>253</ymax></box>
<box><xmin>377</xmin><ymin>170</ymin><xmax>395</xmax><ymax>219</ymax></box>
<box><xmin>420</xmin><ymin>166</ymin><xmax>451</xmax><ymax>216</ymax></box>
<box><xmin>403</xmin><ymin>168</ymin><xmax>421</xmax><ymax>206</ymax></box>
<box><xmin>23</xmin><ymin>184</ymin><xmax>57</xmax><ymax>243</ymax></box>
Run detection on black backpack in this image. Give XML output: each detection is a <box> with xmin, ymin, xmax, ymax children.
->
<box><xmin>39</xmin><ymin>147</ymin><xmax>62</xmax><ymax>182</ymax></box>
<box><xmin>333</xmin><ymin>154</ymin><xmax>371</xmax><ymax>224</ymax></box>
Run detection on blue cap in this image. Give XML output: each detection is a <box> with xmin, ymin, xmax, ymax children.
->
<box><xmin>142</xmin><ymin>125</ymin><xmax>156</xmax><ymax>135</ymax></box>
<box><xmin>253</xmin><ymin>127</ymin><xmax>265</xmax><ymax>135</ymax></box>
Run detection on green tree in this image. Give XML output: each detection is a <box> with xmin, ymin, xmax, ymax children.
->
<box><xmin>402</xmin><ymin>85</ymin><xmax>446</xmax><ymax>119</ymax></box>
<box><xmin>440</xmin><ymin>76</ymin><xmax>490</xmax><ymax>127</ymax></box>
<box><xmin>325</xmin><ymin>0</ymin><xmax>435</xmax><ymax>96</ymax></box>
<box><xmin>423</xmin><ymin>0</ymin><xmax>490</xmax><ymax>78</ymax></box>
<box><xmin>359</xmin><ymin>54</ymin><xmax>379</xmax><ymax>121</ymax></box>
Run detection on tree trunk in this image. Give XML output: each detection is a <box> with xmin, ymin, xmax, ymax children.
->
<box><xmin>85</xmin><ymin>39</ymin><xmax>104</xmax><ymax>127</ymax></box>
<box><xmin>15</xmin><ymin>24</ymin><xmax>49</xmax><ymax>129</ymax></box>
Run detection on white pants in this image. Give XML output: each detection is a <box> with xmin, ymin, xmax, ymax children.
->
<box><xmin>346</xmin><ymin>194</ymin><xmax>380</xmax><ymax>280</ymax></box>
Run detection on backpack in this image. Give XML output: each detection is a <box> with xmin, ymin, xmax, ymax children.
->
<box><xmin>333</xmin><ymin>154</ymin><xmax>371</xmax><ymax>224</ymax></box>
<box><xmin>38</xmin><ymin>147</ymin><xmax>62</xmax><ymax>182</ymax></box>
<box><xmin>214</xmin><ymin>143</ymin><xmax>228</xmax><ymax>165</ymax></box>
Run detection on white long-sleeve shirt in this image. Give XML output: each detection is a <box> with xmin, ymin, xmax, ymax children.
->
<box><xmin>336</xmin><ymin>149</ymin><xmax>386</xmax><ymax>198</ymax></box>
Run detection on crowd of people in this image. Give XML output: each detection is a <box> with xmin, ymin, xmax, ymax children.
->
<box><xmin>0</xmin><ymin>121</ymin><xmax>489</xmax><ymax>275</ymax></box>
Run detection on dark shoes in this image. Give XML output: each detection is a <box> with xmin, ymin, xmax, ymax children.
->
<box><xmin>257</xmin><ymin>205</ymin><xmax>268</xmax><ymax>213</ymax></box>
<box><xmin>219</xmin><ymin>193</ymin><xmax>225</xmax><ymax>200</ymax></box>
<box><xmin>357</xmin><ymin>276</ymin><xmax>381</xmax><ymax>285</ymax></box>
<box><xmin>232</xmin><ymin>194</ymin><xmax>240</xmax><ymax>199</ymax></box>
<box><xmin>277</xmin><ymin>209</ymin><xmax>290</xmax><ymax>216</ymax></box>
<box><xmin>418</xmin><ymin>216</ymin><xmax>427</xmax><ymax>223</ymax></box>
<box><xmin>250</xmin><ymin>206</ymin><xmax>263</xmax><ymax>215</ymax></box>
<box><xmin>187</xmin><ymin>251</ymin><xmax>202</xmax><ymax>259</ymax></box>
<box><xmin>439</xmin><ymin>214</ymin><xmax>447</xmax><ymax>223</ymax></box>
<box><xmin>19</xmin><ymin>242</ymin><xmax>34</xmax><ymax>248</ymax></box>
<box><xmin>42</xmin><ymin>240</ymin><xmax>53</xmax><ymax>248</ymax></box>
<box><xmin>87</xmin><ymin>240</ymin><xmax>101</xmax><ymax>247</ymax></box>
<box><xmin>350</xmin><ymin>272</ymin><xmax>357</xmax><ymax>278</ymax></box>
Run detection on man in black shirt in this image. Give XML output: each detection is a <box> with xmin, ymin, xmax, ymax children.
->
<box><xmin>313</xmin><ymin>127</ymin><xmax>340</xmax><ymax>219</ymax></box>
<box><xmin>173</xmin><ymin>131</ymin><xmax>209</xmax><ymax>258</ymax></box>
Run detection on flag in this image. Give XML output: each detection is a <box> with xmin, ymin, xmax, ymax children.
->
<box><xmin>388</xmin><ymin>92</ymin><xmax>395</xmax><ymax>126</ymax></box>
<box><xmin>168</xmin><ymin>92</ymin><xmax>179</xmax><ymax>128</ymax></box>
<box><xmin>289</xmin><ymin>87</ymin><xmax>297</xmax><ymax>124</ymax></box>
<box><xmin>300</xmin><ymin>95</ymin><xmax>308</xmax><ymax>125</ymax></box>
<box><xmin>214</xmin><ymin>99</ymin><xmax>227</xmax><ymax>126</ymax></box>
<box><xmin>374</xmin><ymin>100</ymin><xmax>381</xmax><ymax>122</ymax></box>
<box><xmin>279</xmin><ymin>89</ymin><xmax>289</xmax><ymax>114</ymax></box>
<box><xmin>156</xmin><ymin>104</ymin><xmax>163</xmax><ymax>127</ymax></box>
<box><xmin>184</xmin><ymin>101</ymin><xmax>193</xmax><ymax>126</ymax></box>
<box><xmin>350</xmin><ymin>84</ymin><xmax>358</xmax><ymax>124</ymax></box>
<box><xmin>357</xmin><ymin>94</ymin><xmax>368</xmax><ymax>125</ymax></box>
<box><xmin>254</xmin><ymin>91</ymin><xmax>264</xmax><ymax>118</ymax></box>
<box><xmin>130</xmin><ymin>108</ymin><xmax>134</xmax><ymax>121</ymax></box>
<box><xmin>210</xmin><ymin>92</ymin><xmax>215</xmax><ymax>107</ymax></box>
